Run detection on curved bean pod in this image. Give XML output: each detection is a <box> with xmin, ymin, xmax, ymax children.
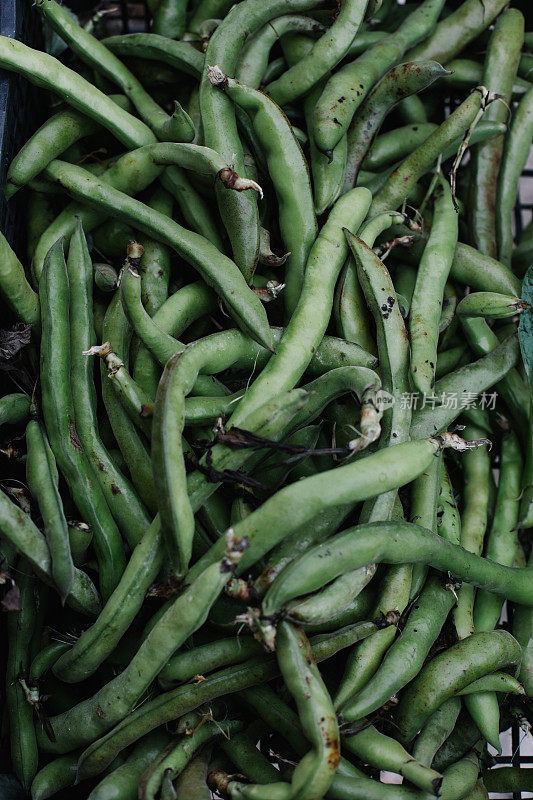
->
<box><xmin>496</xmin><ymin>87</ymin><xmax>533</xmax><ymax>265</ymax></box>
<box><xmin>474</xmin><ymin>432</ymin><xmax>521</xmax><ymax>632</ymax></box>
<box><xmin>339</xmin><ymin>575</ymin><xmax>456</xmax><ymax>722</ymax></box>
<box><xmin>190</xmin><ymin>438</ymin><xmax>463</xmax><ymax>588</ymax></box>
<box><xmin>103</xmin><ymin>32</ymin><xmax>203</xmax><ymax>78</ymax></box>
<box><xmin>342</xmin><ymin>723</ymin><xmax>442</xmax><ymax>795</ymax></box>
<box><xmin>42</xmin><ymin>160</ymin><xmax>273</xmax><ymax>350</ymax></box>
<box><xmin>369</xmin><ymin>87</ymin><xmax>488</xmax><ymax>216</ymax></box>
<box><xmin>140</xmin><ymin>718</ymin><xmax>243</xmax><ymax>800</ymax></box>
<box><xmin>0</xmin><ymin>392</ymin><xmax>31</xmax><ymax>427</ymax></box>
<box><xmin>457</xmin><ymin>672</ymin><xmax>524</xmax><ymax>695</ymax></box>
<box><xmin>227</xmin><ymin>621</ymin><xmax>340</xmax><ymax>799</ymax></box>
<box><xmin>313</xmin><ymin>0</ymin><xmax>446</xmax><ymax>155</ymax></box>
<box><xmin>395</xmin><ymin>629</ymin><xmax>522</xmax><ymax>742</ymax></box>
<box><xmin>362</xmin><ymin>122</ymin><xmax>437</xmax><ymax>170</ymax></box>
<box><xmin>52</xmin><ymin>518</ymin><xmax>161</xmax><ymax>683</ymax></box>
<box><xmin>405</xmin><ymin>0</ymin><xmax>509</xmax><ymax>64</ymax></box>
<box><xmin>235</xmin><ymin>16</ymin><xmax>324</xmax><ymax>89</ymax></box>
<box><xmin>262</xmin><ymin>519</ymin><xmax>533</xmax><ymax>619</ymax></box>
<box><xmin>456</xmin><ymin>291</ymin><xmax>529</xmax><ymax>319</ymax></box>
<box><xmin>35</xmin><ymin>0</ymin><xmax>190</xmax><ymax>143</ymax></box>
<box><xmin>412</xmin><ymin>698</ymin><xmax>461</xmax><ymax>768</ymax></box>
<box><xmin>344</xmin><ymin>61</ymin><xmax>448</xmax><ymax>192</ymax></box>
<box><xmin>26</xmin><ymin>419</ymin><xmax>74</xmax><ymax>603</ymax></box>
<box><xmin>5</xmin><ymin>94</ymin><xmax>130</xmax><ymax>198</ymax></box>
<box><xmin>87</xmin><ymin>730</ymin><xmax>172</xmax><ymax>800</ymax></box>
<box><xmin>263</xmin><ymin>0</ymin><xmax>368</xmax><ymax>107</ymax></box>
<box><xmin>0</xmin><ymin>36</ymin><xmax>154</xmax><ymax>149</ymax></box>
<box><xmin>208</xmin><ymin>65</ymin><xmax>316</xmax><ymax>314</ymax></box>
<box><xmin>31</xmin><ymin>754</ymin><xmax>78</xmax><ymax>800</ymax></box>
<box><xmin>39</xmin><ymin>554</ymin><xmax>239</xmax><ymax>753</ymax></box>
<box><xmin>6</xmin><ymin>562</ymin><xmax>39</xmax><ymax>790</ymax></box>
<box><xmin>0</xmin><ymin>232</ymin><xmax>40</xmax><ymax>324</ymax></box>
<box><xmin>410</xmin><ymin>335</ymin><xmax>521</xmax><ymax>439</ymax></box>
<box><xmin>229</xmin><ymin>188</ymin><xmax>372</xmax><ymax>426</ymax></box>
<box><xmin>0</xmin><ymin>487</ymin><xmax>100</xmax><ymax>615</ymax></box>
<box><xmin>77</xmin><ymin>621</ymin><xmax>380</xmax><ymax>779</ymax></box>
<box><xmin>469</xmin><ymin>9</ymin><xmax>524</xmax><ymax>259</ymax></box>
<box><xmin>68</xmin><ymin>222</ymin><xmax>152</xmax><ymax>548</ymax></box>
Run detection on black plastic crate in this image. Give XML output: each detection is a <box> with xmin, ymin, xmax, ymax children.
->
<box><xmin>0</xmin><ymin>0</ymin><xmax>44</xmax><ymax>259</ymax></box>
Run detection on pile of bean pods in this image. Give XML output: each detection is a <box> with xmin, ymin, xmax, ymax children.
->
<box><xmin>0</xmin><ymin>0</ymin><xmax>532</xmax><ymax>797</ymax></box>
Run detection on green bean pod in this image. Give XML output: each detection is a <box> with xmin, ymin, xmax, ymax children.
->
<box><xmin>5</xmin><ymin>94</ymin><xmax>130</xmax><ymax>198</ymax></box>
<box><xmin>0</xmin><ymin>36</ymin><xmax>154</xmax><ymax>148</ymax></box>
<box><xmin>140</xmin><ymin>718</ymin><xmax>243</xmax><ymax>800</ymax></box>
<box><xmin>103</xmin><ymin>33</ymin><xmax>204</xmax><ymax>78</ymax></box>
<box><xmin>42</xmin><ymin>160</ymin><xmax>273</xmax><ymax>350</ymax></box>
<box><xmin>192</xmin><ymin>439</ymin><xmax>452</xmax><ymax>589</ymax></box>
<box><xmin>313</xmin><ymin>0</ymin><xmax>446</xmax><ymax>155</ymax></box>
<box><xmin>174</xmin><ymin>752</ymin><xmax>212</xmax><ymax>800</ymax></box>
<box><xmin>35</xmin><ymin>0</ymin><xmax>190</xmax><ymax>143</ymax></box>
<box><xmin>343</xmin><ymin>60</ymin><xmax>449</xmax><ymax>192</ymax></box>
<box><xmin>470</xmin><ymin>9</ymin><xmax>524</xmax><ymax>259</ymax></box>
<box><xmin>100</xmin><ymin>293</ymin><xmax>157</xmax><ymax>513</ymax></box>
<box><xmin>369</xmin><ymin>87</ymin><xmax>487</xmax><ymax>216</ymax></box>
<box><xmin>457</xmin><ymin>672</ymin><xmax>524</xmax><ymax>695</ymax></box>
<box><xmin>159</xmin><ymin>636</ymin><xmax>262</xmax><ymax>686</ymax></box>
<box><xmin>76</xmin><ymin>621</ymin><xmax>379</xmax><ymax>779</ymax></box>
<box><xmin>0</xmin><ymin>232</ymin><xmax>40</xmax><ymax>324</ymax></box>
<box><xmin>202</xmin><ymin>0</ymin><xmax>315</xmax><ymax>279</ymax></box>
<box><xmin>443</xmin><ymin>58</ymin><xmax>531</xmax><ymax>97</ymax></box>
<box><xmin>410</xmin><ymin>335</ymin><xmax>521</xmax><ymax>439</ymax></box>
<box><xmin>362</xmin><ymin>123</ymin><xmax>438</xmax><ymax>170</ymax></box>
<box><xmin>235</xmin><ymin>16</ymin><xmax>324</xmax><ymax>89</ymax></box>
<box><xmin>226</xmin><ymin>622</ymin><xmax>340</xmax><ymax>800</ymax></box>
<box><xmin>405</xmin><ymin>0</ymin><xmax>509</xmax><ymax>64</ymax></box>
<box><xmin>68</xmin><ymin>222</ymin><xmax>152</xmax><ymax>548</ymax></box>
<box><xmin>457</xmin><ymin>291</ymin><xmax>529</xmax><ymax>319</ymax></box>
<box><xmin>438</xmin><ymin>462</ymin><xmax>461</xmax><ymax>545</ymax></box>
<box><xmin>39</xmin><ymin>554</ymin><xmax>238</xmax><ymax>753</ymax></box>
<box><xmin>395</xmin><ymin>629</ymin><xmax>522</xmax><ymax>743</ymax></box>
<box><xmin>264</xmin><ymin>0</ymin><xmax>368</xmax><ymax>107</ymax></box>
<box><xmin>339</xmin><ymin>575</ymin><xmax>456</xmax><ymax>722</ymax></box>
<box><xmin>496</xmin><ymin>87</ymin><xmax>533</xmax><ymax>265</ymax></box>
<box><xmin>153</xmin><ymin>0</ymin><xmax>187</xmax><ymax>39</ymax></box>
<box><xmin>39</xmin><ymin>240</ymin><xmax>126</xmax><ymax>600</ymax></box>
<box><xmin>342</xmin><ymin>723</ymin><xmax>443</xmax><ymax>795</ymax></box>
<box><xmin>138</xmin><ymin>187</ymin><xmax>173</xmax><ymax>316</ymax></box>
<box><xmin>410</xmin><ymin>174</ymin><xmax>458</xmax><ymax>396</ymax></box>
<box><xmin>0</xmin><ymin>487</ymin><xmax>100</xmax><ymax>615</ymax></box>
<box><xmin>26</xmin><ymin>419</ymin><xmax>74</xmax><ymax>603</ymax></box>
<box><xmin>228</xmin><ymin>187</ymin><xmax>371</xmax><ymax>427</ymax></box>
<box><xmin>262</xmin><ymin>518</ymin><xmax>533</xmax><ymax>619</ymax></box>
<box><xmin>459</xmin><ymin>317</ymin><xmax>529</xmax><ymax>429</ymax></box>
<box><xmin>412</xmin><ymin>698</ymin><xmax>461</xmax><ymax>768</ymax></box>
<box><xmin>207</xmin><ymin>65</ymin><xmax>317</xmax><ymax>314</ymax></box>
<box><xmin>0</xmin><ymin>392</ymin><xmax>31</xmax><ymax>427</ymax></box>
<box><xmin>133</xmin><ymin>280</ymin><xmax>217</xmax><ymax>395</ymax></box>
<box><xmin>87</xmin><ymin>731</ymin><xmax>172</xmax><ymax>800</ymax></box>
<box><xmin>52</xmin><ymin>517</ymin><xmax>162</xmax><ymax>683</ymax></box>
<box><xmin>31</xmin><ymin>754</ymin><xmax>79</xmax><ymax>800</ymax></box>
<box><xmin>474</xmin><ymin>432</ymin><xmax>522</xmax><ymax>632</ymax></box>
<box><xmin>483</xmin><ymin>766</ymin><xmax>533</xmax><ymax>794</ymax></box>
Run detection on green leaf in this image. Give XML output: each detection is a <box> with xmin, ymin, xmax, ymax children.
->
<box><xmin>519</xmin><ymin>264</ymin><xmax>533</xmax><ymax>396</ymax></box>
